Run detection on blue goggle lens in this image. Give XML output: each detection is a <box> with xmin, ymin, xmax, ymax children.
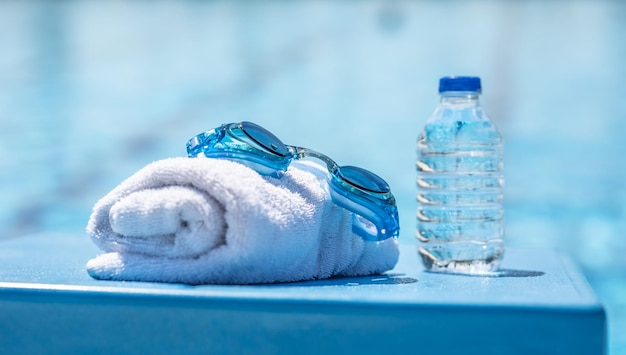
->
<box><xmin>340</xmin><ymin>166</ymin><xmax>390</xmax><ymax>194</ymax></box>
<box><xmin>240</xmin><ymin>121</ymin><xmax>289</xmax><ymax>157</ymax></box>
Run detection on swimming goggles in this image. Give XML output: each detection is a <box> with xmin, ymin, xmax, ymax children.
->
<box><xmin>186</xmin><ymin>121</ymin><xmax>399</xmax><ymax>241</ymax></box>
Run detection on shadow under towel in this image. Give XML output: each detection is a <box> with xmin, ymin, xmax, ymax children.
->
<box><xmin>86</xmin><ymin>157</ymin><xmax>399</xmax><ymax>284</ymax></box>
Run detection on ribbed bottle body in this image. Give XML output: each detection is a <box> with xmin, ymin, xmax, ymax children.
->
<box><xmin>417</xmin><ymin>101</ymin><xmax>504</xmax><ymax>274</ymax></box>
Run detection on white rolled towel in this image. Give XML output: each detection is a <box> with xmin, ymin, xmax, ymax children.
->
<box><xmin>86</xmin><ymin>157</ymin><xmax>399</xmax><ymax>284</ymax></box>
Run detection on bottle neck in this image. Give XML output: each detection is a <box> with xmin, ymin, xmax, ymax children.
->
<box><xmin>439</xmin><ymin>91</ymin><xmax>480</xmax><ymax>107</ymax></box>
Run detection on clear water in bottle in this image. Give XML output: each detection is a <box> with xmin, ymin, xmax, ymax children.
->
<box><xmin>416</xmin><ymin>76</ymin><xmax>504</xmax><ymax>274</ymax></box>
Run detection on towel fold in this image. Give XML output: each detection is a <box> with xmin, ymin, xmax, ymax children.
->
<box><xmin>86</xmin><ymin>157</ymin><xmax>399</xmax><ymax>284</ymax></box>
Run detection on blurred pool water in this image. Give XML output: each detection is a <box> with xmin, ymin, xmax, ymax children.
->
<box><xmin>1</xmin><ymin>1</ymin><xmax>625</xmax><ymax>353</ymax></box>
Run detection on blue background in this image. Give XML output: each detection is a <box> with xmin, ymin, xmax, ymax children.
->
<box><xmin>1</xmin><ymin>1</ymin><xmax>624</xmax><ymax>353</ymax></box>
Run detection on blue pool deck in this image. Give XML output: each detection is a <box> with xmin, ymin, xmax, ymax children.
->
<box><xmin>0</xmin><ymin>234</ymin><xmax>606</xmax><ymax>354</ymax></box>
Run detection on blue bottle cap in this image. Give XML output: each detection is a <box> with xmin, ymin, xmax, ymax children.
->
<box><xmin>438</xmin><ymin>76</ymin><xmax>482</xmax><ymax>93</ymax></box>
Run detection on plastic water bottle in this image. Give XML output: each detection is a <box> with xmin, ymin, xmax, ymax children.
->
<box><xmin>416</xmin><ymin>76</ymin><xmax>504</xmax><ymax>274</ymax></box>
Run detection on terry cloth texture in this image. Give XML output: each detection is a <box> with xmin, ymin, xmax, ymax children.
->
<box><xmin>86</xmin><ymin>157</ymin><xmax>399</xmax><ymax>284</ymax></box>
